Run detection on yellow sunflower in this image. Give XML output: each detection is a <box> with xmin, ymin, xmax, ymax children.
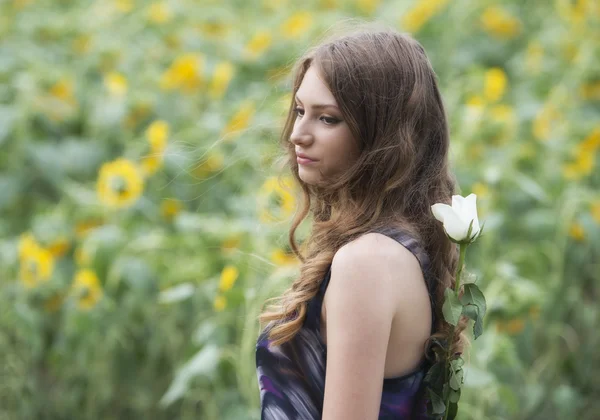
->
<box><xmin>71</xmin><ymin>269</ymin><xmax>103</xmax><ymax>310</ymax></box>
<box><xmin>213</xmin><ymin>295</ymin><xmax>227</xmax><ymax>312</ymax></box>
<box><xmin>480</xmin><ymin>6</ymin><xmax>522</xmax><ymax>39</ymax></box>
<box><xmin>400</xmin><ymin>0</ymin><xmax>449</xmax><ymax>33</ymax></box>
<box><xmin>209</xmin><ymin>61</ymin><xmax>235</xmax><ymax>99</ymax></box>
<box><xmin>104</xmin><ymin>72</ymin><xmax>128</xmax><ymax>97</ymax></box>
<box><xmin>145</xmin><ymin>120</ymin><xmax>170</xmax><ymax>153</ymax></box>
<box><xmin>147</xmin><ymin>2</ymin><xmax>173</xmax><ymax>24</ymax></box>
<box><xmin>483</xmin><ymin>67</ymin><xmax>508</xmax><ymax>103</ymax></box>
<box><xmin>220</xmin><ymin>235</ymin><xmax>242</xmax><ymax>255</ymax></box>
<box><xmin>219</xmin><ymin>265</ymin><xmax>239</xmax><ymax>292</ymax></box>
<box><xmin>19</xmin><ymin>245</ymin><xmax>55</xmax><ymax>289</ymax></box>
<box><xmin>74</xmin><ymin>218</ymin><xmax>104</xmax><ymax>239</ymax></box>
<box><xmin>270</xmin><ymin>248</ymin><xmax>298</xmax><ymax>266</ymax></box>
<box><xmin>243</xmin><ymin>30</ymin><xmax>273</xmax><ymax>61</ymax></box>
<box><xmin>257</xmin><ymin>175</ymin><xmax>297</xmax><ymax>223</ymax></box>
<box><xmin>160</xmin><ymin>198</ymin><xmax>183</xmax><ymax>221</ymax></box>
<box><xmin>192</xmin><ymin>152</ymin><xmax>225</xmax><ymax>178</ymax></box>
<box><xmin>48</xmin><ymin>236</ymin><xmax>70</xmax><ymax>258</ymax></box>
<box><xmin>221</xmin><ymin>101</ymin><xmax>256</xmax><ymax>141</ymax></box>
<box><xmin>280</xmin><ymin>11</ymin><xmax>313</xmax><ymax>39</ymax></box>
<box><xmin>19</xmin><ymin>232</ymin><xmax>39</xmax><ymax>261</ymax></box>
<box><xmin>97</xmin><ymin>158</ymin><xmax>144</xmax><ymax>208</ymax></box>
<box><xmin>160</xmin><ymin>53</ymin><xmax>205</xmax><ymax>93</ymax></box>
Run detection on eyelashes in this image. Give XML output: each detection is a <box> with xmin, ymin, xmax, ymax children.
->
<box><xmin>293</xmin><ymin>107</ymin><xmax>340</xmax><ymax>125</ymax></box>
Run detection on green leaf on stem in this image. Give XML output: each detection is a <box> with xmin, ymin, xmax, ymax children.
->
<box><xmin>428</xmin><ymin>388</ymin><xmax>446</xmax><ymax>415</ymax></box>
<box><xmin>460</xmin><ymin>283</ymin><xmax>487</xmax><ymax>336</ymax></box>
<box><xmin>460</xmin><ymin>284</ymin><xmax>486</xmax><ymax>315</ymax></box>
<box><xmin>442</xmin><ymin>288</ymin><xmax>463</xmax><ymax>326</ymax></box>
<box><xmin>427</xmin><ymin>336</ymin><xmax>448</xmax><ymax>361</ymax></box>
<box><xmin>450</xmin><ymin>357</ymin><xmax>464</xmax><ymax>371</ymax></box>
<box><xmin>449</xmin><ymin>367</ymin><xmax>464</xmax><ymax>391</ymax></box>
<box><xmin>449</xmin><ymin>388</ymin><xmax>461</xmax><ymax>403</ymax></box>
<box><xmin>425</xmin><ymin>361</ymin><xmax>446</xmax><ymax>390</ymax></box>
<box><xmin>447</xmin><ymin>402</ymin><xmax>458</xmax><ymax>420</ymax></box>
<box><xmin>462</xmin><ymin>304</ymin><xmax>483</xmax><ymax>339</ymax></box>
<box><xmin>466</xmin><ymin>219</ymin><xmax>474</xmax><ymax>242</ymax></box>
<box><xmin>460</xmin><ymin>284</ymin><xmax>486</xmax><ymax>340</ymax></box>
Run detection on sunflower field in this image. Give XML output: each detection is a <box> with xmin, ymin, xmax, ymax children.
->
<box><xmin>0</xmin><ymin>0</ymin><xmax>598</xmax><ymax>419</ymax></box>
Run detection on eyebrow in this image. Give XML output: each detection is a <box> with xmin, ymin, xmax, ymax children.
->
<box><xmin>295</xmin><ymin>95</ymin><xmax>339</xmax><ymax>110</ymax></box>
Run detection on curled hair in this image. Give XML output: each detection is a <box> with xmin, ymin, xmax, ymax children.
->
<box><xmin>258</xmin><ymin>21</ymin><xmax>469</xmax><ymax>357</ymax></box>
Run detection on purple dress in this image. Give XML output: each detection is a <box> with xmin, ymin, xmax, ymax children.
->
<box><xmin>256</xmin><ymin>227</ymin><xmax>437</xmax><ymax>419</ymax></box>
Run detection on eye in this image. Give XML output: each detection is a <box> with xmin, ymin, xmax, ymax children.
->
<box><xmin>293</xmin><ymin>106</ymin><xmax>340</xmax><ymax>125</ymax></box>
<box><xmin>293</xmin><ymin>106</ymin><xmax>304</xmax><ymax>118</ymax></box>
<box><xmin>321</xmin><ymin>116</ymin><xmax>339</xmax><ymax>125</ymax></box>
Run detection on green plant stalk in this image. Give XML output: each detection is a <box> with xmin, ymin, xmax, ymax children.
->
<box><xmin>443</xmin><ymin>242</ymin><xmax>468</xmax><ymax>420</ymax></box>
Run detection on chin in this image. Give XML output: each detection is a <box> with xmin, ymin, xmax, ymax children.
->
<box><xmin>297</xmin><ymin>171</ymin><xmax>317</xmax><ymax>185</ymax></box>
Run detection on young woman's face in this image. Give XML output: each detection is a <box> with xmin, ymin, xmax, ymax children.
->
<box><xmin>290</xmin><ymin>65</ymin><xmax>360</xmax><ymax>186</ymax></box>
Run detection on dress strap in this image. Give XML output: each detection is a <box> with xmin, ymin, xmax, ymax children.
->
<box><xmin>304</xmin><ymin>265</ymin><xmax>332</xmax><ymax>332</ymax></box>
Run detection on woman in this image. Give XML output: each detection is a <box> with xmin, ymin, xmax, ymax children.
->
<box><xmin>256</xmin><ymin>24</ymin><xmax>467</xmax><ymax>420</ymax></box>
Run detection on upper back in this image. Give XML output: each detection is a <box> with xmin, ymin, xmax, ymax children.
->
<box><xmin>322</xmin><ymin>228</ymin><xmax>434</xmax><ymax>377</ymax></box>
<box><xmin>256</xmin><ymin>226</ymin><xmax>436</xmax><ymax>419</ymax></box>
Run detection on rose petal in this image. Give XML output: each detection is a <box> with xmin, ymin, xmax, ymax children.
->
<box><xmin>431</xmin><ymin>203</ymin><xmax>453</xmax><ymax>223</ymax></box>
<box><xmin>443</xmin><ymin>209</ymin><xmax>469</xmax><ymax>241</ymax></box>
<box><xmin>463</xmin><ymin>194</ymin><xmax>480</xmax><ymax>236</ymax></box>
<box><xmin>452</xmin><ymin>195</ymin><xmax>465</xmax><ymax>215</ymax></box>
<box><xmin>464</xmin><ymin>194</ymin><xmax>477</xmax><ymax>221</ymax></box>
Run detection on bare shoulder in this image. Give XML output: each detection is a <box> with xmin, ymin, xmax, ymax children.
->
<box><xmin>320</xmin><ymin>232</ymin><xmax>429</xmax><ymax>418</ymax></box>
<box><xmin>331</xmin><ymin>232</ymin><xmax>424</xmax><ymax>285</ymax></box>
<box><xmin>326</xmin><ymin>232</ymin><xmax>426</xmax><ymax>313</ymax></box>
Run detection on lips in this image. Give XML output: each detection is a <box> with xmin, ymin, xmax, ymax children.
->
<box><xmin>296</xmin><ymin>152</ymin><xmax>316</xmax><ymax>161</ymax></box>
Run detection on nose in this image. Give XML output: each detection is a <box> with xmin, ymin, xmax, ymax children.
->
<box><xmin>289</xmin><ymin>119</ymin><xmax>314</xmax><ymax>146</ymax></box>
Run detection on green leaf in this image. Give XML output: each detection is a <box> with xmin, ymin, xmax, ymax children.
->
<box><xmin>460</xmin><ymin>283</ymin><xmax>487</xmax><ymax>315</ymax></box>
<box><xmin>462</xmin><ymin>304</ymin><xmax>477</xmax><ymax>321</ymax></box>
<box><xmin>460</xmin><ymin>283</ymin><xmax>487</xmax><ymax>337</ymax></box>
<box><xmin>426</xmin><ymin>336</ymin><xmax>448</xmax><ymax>361</ymax></box>
<box><xmin>473</xmin><ymin>311</ymin><xmax>483</xmax><ymax>338</ymax></box>
<box><xmin>449</xmin><ymin>367</ymin><xmax>464</xmax><ymax>391</ymax></box>
<box><xmin>462</xmin><ymin>304</ymin><xmax>483</xmax><ymax>339</ymax></box>
<box><xmin>442</xmin><ymin>383</ymin><xmax>450</xmax><ymax>401</ymax></box>
<box><xmin>514</xmin><ymin>172</ymin><xmax>549</xmax><ymax>203</ymax></box>
<box><xmin>427</xmin><ymin>389</ymin><xmax>446</xmax><ymax>415</ymax></box>
<box><xmin>460</xmin><ymin>283</ymin><xmax>487</xmax><ymax>318</ymax></box>
<box><xmin>442</xmin><ymin>288</ymin><xmax>463</xmax><ymax>326</ymax></box>
<box><xmin>449</xmin><ymin>387</ymin><xmax>461</xmax><ymax>403</ymax></box>
<box><xmin>424</xmin><ymin>361</ymin><xmax>446</xmax><ymax>390</ymax></box>
<box><xmin>447</xmin><ymin>402</ymin><xmax>459</xmax><ymax>420</ymax></box>
<box><xmin>0</xmin><ymin>175</ymin><xmax>21</xmax><ymax>211</ymax></box>
<box><xmin>0</xmin><ymin>105</ymin><xmax>17</xmax><ymax>146</ymax></box>
<box><xmin>466</xmin><ymin>218</ymin><xmax>475</xmax><ymax>242</ymax></box>
<box><xmin>450</xmin><ymin>356</ymin><xmax>464</xmax><ymax>372</ymax></box>
<box><xmin>159</xmin><ymin>344</ymin><xmax>220</xmax><ymax>407</ymax></box>
<box><xmin>158</xmin><ymin>283</ymin><xmax>195</xmax><ymax>304</ymax></box>
<box><xmin>449</xmin><ymin>373</ymin><xmax>460</xmax><ymax>391</ymax></box>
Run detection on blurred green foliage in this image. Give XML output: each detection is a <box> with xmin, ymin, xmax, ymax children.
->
<box><xmin>0</xmin><ymin>0</ymin><xmax>599</xmax><ymax>419</ymax></box>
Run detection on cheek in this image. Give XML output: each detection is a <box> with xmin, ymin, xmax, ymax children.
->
<box><xmin>325</xmin><ymin>132</ymin><xmax>358</xmax><ymax>169</ymax></box>
<box><xmin>336</xmin><ymin>129</ymin><xmax>359</xmax><ymax>158</ymax></box>
<box><xmin>345</xmin><ymin>138</ymin><xmax>360</xmax><ymax>161</ymax></box>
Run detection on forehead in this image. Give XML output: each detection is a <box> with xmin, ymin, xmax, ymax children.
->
<box><xmin>296</xmin><ymin>65</ymin><xmax>336</xmax><ymax>102</ymax></box>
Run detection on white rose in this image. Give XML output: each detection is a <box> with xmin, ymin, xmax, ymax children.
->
<box><xmin>431</xmin><ymin>194</ymin><xmax>481</xmax><ymax>243</ymax></box>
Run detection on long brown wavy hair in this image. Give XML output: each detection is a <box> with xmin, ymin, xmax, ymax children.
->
<box><xmin>258</xmin><ymin>22</ymin><xmax>468</xmax><ymax>357</ymax></box>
